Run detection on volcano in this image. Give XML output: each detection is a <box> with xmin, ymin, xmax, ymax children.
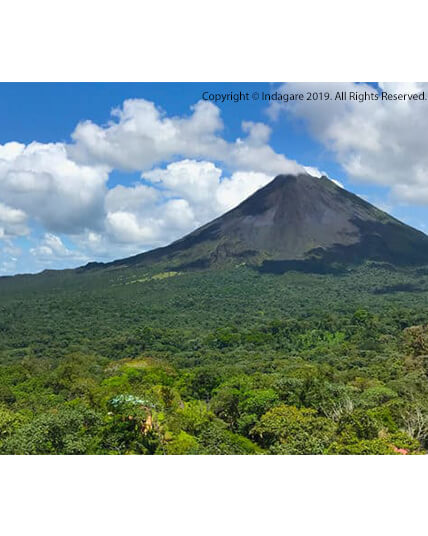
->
<box><xmin>83</xmin><ymin>173</ymin><xmax>428</xmax><ymax>273</ymax></box>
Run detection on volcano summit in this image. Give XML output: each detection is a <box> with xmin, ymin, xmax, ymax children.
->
<box><xmin>84</xmin><ymin>173</ymin><xmax>428</xmax><ymax>273</ymax></box>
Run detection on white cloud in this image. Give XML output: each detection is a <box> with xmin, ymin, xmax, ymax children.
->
<box><xmin>70</xmin><ymin>99</ymin><xmax>303</xmax><ymax>177</ymax></box>
<box><xmin>106</xmin><ymin>210</ymin><xmax>160</xmax><ymax>244</ymax></box>
<box><xmin>105</xmin><ymin>183</ymin><xmax>160</xmax><ymax>213</ymax></box>
<box><xmin>69</xmin><ymin>99</ymin><xmax>224</xmax><ymax>171</ymax></box>
<box><xmin>0</xmin><ymin>142</ymin><xmax>109</xmax><ymax>234</ymax></box>
<box><xmin>143</xmin><ymin>160</ymin><xmax>221</xmax><ymax>206</ymax></box>
<box><xmin>143</xmin><ymin>159</ymin><xmax>274</xmax><ymax>216</ymax></box>
<box><xmin>98</xmin><ymin>160</ymin><xmax>273</xmax><ymax>250</ymax></box>
<box><xmin>104</xmin><ymin>177</ymin><xmax>198</xmax><ymax>247</ymax></box>
<box><xmin>241</xmin><ymin>121</ymin><xmax>272</xmax><ymax>145</ymax></box>
<box><xmin>216</xmin><ymin>170</ymin><xmax>273</xmax><ymax>210</ymax></box>
<box><xmin>142</xmin><ymin>160</ymin><xmax>274</xmax><ymax>222</ymax></box>
<box><xmin>71</xmin><ymin>230</ymin><xmax>147</xmax><ymax>261</ymax></box>
<box><xmin>392</xmin><ymin>182</ymin><xmax>428</xmax><ymax>204</ymax></box>
<box><xmin>30</xmin><ymin>233</ymin><xmax>87</xmax><ymax>263</ymax></box>
<box><xmin>0</xmin><ymin>201</ymin><xmax>28</xmax><ymax>238</ymax></box>
<box><xmin>271</xmin><ymin>82</ymin><xmax>428</xmax><ymax>204</ymax></box>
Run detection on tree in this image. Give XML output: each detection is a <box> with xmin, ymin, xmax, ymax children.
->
<box><xmin>100</xmin><ymin>394</ymin><xmax>162</xmax><ymax>454</ymax></box>
<box><xmin>401</xmin><ymin>406</ymin><xmax>428</xmax><ymax>445</ymax></box>
<box><xmin>403</xmin><ymin>325</ymin><xmax>428</xmax><ymax>357</ymax></box>
<box><xmin>164</xmin><ymin>431</ymin><xmax>199</xmax><ymax>454</ymax></box>
<box><xmin>251</xmin><ymin>405</ymin><xmax>335</xmax><ymax>454</ymax></box>
<box><xmin>327</xmin><ymin>439</ymin><xmax>397</xmax><ymax>455</ymax></box>
<box><xmin>1</xmin><ymin>404</ymin><xmax>101</xmax><ymax>454</ymax></box>
<box><xmin>336</xmin><ymin>409</ymin><xmax>379</xmax><ymax>441</ymax></box>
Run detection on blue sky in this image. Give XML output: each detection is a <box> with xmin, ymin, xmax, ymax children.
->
<box><xmin>0</xmin><ymin>82</ymin><xmax>427</xmax><ymax>275</ymax></box>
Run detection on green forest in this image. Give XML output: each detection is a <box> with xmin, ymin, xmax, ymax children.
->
<box><xmin>0</xmin><ymin>262</ymin><xmax>427</xmax><ymax>454</ymax></box>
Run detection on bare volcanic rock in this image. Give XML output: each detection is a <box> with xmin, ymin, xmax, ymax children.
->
<box><xmin>83</xmin><ymin>173</ymin><xmax>428</xmax><ymax>272</ymax></box>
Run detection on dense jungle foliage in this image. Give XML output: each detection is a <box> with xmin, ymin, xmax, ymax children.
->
<box><xmin>0</xmin><ymin>262</ymin><xmax>427</xmax><ymax>454</ymax></box>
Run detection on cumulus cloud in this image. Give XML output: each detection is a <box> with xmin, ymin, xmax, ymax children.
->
<box><xmin>70</xmin><ymin>99</ymin><xmax>303</xmax><ymax>177</ymax></box>
<box><xmin>0</xmin><ymin>142</ymin><xmax>109</xmax><ymax>234</ymax></box>
<box><xmin>215</xmin><ymin>170</ymin><xmax>274</xmax><ymax>210</ymax></box>
<box><xmin>271</xmin><ymin>82</ymin><xmax>428</xmax><ymax>204</ymax></box>
<box><xmin>99</xmin><ymin>160</ymin><xmax>273</xmax><ymax>249</ymax></box>
<box><xmin>69</xmin><ymin>99</ymin><xmax>223</xmax><ymax>171</ymax></box>
<box><xmin>143</xmin><ymin>160</ymin><xmax>222</xmax><ymax>207</ymax></box>
<box><xmin>105</xmin><ymin>183</ymin><xmax>159</xmax><ymax>213</ymax></box>
<box><xmin>0</xmin><ymin>201</ymin><xmax>28</xmax><ymax>238</ymax></box>
<box><xmin>30</xmin><ymin>233</ymin><xmax>88</xmax><ymax>264</ymax></box>
<box><xmin>143</xmin><ymin>160</ymin><xmax>273</xmax><ymax>222</ymax></box>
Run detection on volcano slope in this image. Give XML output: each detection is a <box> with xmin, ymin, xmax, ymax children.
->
<box><xmin>80</xmin><ymin>173</ymin><xmax>428</xmax><ymax>274</ymax></box>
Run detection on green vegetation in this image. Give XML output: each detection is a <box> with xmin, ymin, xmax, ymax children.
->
<box><xmin>0</xmin><ymin>263</ymin><xmax>427</xmax><ymax>454</ymax></box>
